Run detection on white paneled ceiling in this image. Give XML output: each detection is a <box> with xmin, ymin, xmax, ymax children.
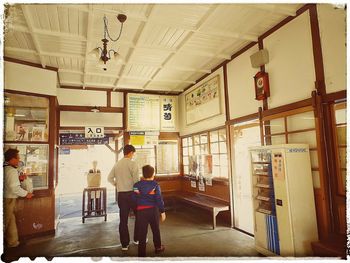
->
<box><xmin>4</xmin><ymin>3</ymin><xmax>303</xmax><ymax>94</ymax></box>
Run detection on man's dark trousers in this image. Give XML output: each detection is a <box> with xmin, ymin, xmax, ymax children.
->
<box><xmin>117</xmin><ymin>191</ymin><xmax>139</xmax><ymax>247</ymax></box>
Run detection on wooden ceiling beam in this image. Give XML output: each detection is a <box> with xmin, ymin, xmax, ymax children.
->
<box><xmin>92</xmin><ymin>6</ymin><xmax>148</xmax><ymax>22</ymax></box>
<box><xmin>113</xmin><ymin>4</ymin><xmax>155</xmax><ymax>91</ymax></box>
<box><xmin>4</xmin><ymin>51</ymin><xmax>208</xmax><ymax>76</ymax></box>
<box><xmin>83</xmin><ymin>5</ymin><xmax>95</xmax><ymax>89</ymax></box>
<box><xmin>8</xmin><ymin>24</ymin><xmax>87</xmax><ymax>41</ymax></box>
<box><xmin>5</xmin><ymin>47</ymin><xmax>84</xmax><ymax>59</ymax></box>
<box><xmin>61</xmin><ymin>80</ymin><xmax>115</xmax><ymax>88</ymax></box>
<box><xmin>59</xmin><ymin>69</ymin><xmax>195</xmax><ymax>84</ymax></box>
<box><xmin>246</xmin><ymin>4</ymin><xmax>297</xmax><ymax>17</ymax></box>
<box><xmin>21</xmin><ymin>5</ymin><xmax>46</xmax><ymax>68</ymax></box>
<box><xmin>143</xmin><ymin>4</ymin><xmax>220</xmax><ymax>91</ymax></box>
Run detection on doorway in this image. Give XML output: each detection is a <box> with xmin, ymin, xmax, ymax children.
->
<box><xmin>57</xmin><ymin>144</ymin><xmax>117</xmax><ymax>219</ymax></box>
<box><xmin>230</xmin><ymin>120</ymin><xmax>261</xmax><ymax>234</ymax></box>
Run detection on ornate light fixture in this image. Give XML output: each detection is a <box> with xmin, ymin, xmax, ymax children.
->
<box><xmin>90</xmin><ymin>14</ymin><xmax>127</xmax><ymax>71</ymax></box>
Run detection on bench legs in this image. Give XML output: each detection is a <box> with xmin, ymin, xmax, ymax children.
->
<box><xmin>213</xmin><ymin>208</ymin><xmax>219</xmax><ymax>230</ymax></box>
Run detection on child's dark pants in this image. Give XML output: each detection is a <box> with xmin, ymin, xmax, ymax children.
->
<box><xmin>137</xmin><ymin>207</ymin><xmax>161</xmax><ymax>257</ymax></box>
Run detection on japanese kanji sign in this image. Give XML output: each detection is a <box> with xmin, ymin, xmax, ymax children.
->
<box><xmin>160</xmin><ymin>96</ymin><xmax>177</xmax><ymax>131</ymax></box>
<box><xmin>85</xmin><ymin>126</ymin><xmax>105</xmax><ymax>138</ymax></box>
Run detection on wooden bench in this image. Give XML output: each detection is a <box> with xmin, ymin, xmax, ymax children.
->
<box><xmin>174</xmin><ymin>192</ymin><xmax>230</xmax><ymax>229</ymax></box>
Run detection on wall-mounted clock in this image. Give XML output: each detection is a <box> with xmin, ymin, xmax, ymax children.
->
<box><xmin>254</xmin><ymin>71</ymin><xmax>270</xmax><ymax>100</ymax></box>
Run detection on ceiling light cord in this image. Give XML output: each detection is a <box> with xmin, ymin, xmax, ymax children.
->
<box><xmin>103</xmin><ymin>15</ymin><xmax>125</xmax><ymax>42</ymax></box>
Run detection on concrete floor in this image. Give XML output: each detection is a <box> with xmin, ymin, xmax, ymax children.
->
<box><xmin>2</xmin><ymin>206</ymin><xmax>261</xmax><ymax>261</ymax></box>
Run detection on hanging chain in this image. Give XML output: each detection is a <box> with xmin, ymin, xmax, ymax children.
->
<box><xmin>103</xmin><ymin>15</ymin><xmax>124</xmax><ymax>42</ymax></box>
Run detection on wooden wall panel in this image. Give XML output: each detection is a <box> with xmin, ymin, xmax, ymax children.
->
<box><xmin>338</xmin><ymin>204</ymin><xmax>346</xmax><ymax>234</ymax></box>
<box><xmin>181</xmin><ymin>179</ymin><xmax>230</xmax><ymax>203</ymax></box>
<box><xmin>313</xmin><ymin>190</ymin><xmax>328</xmax><ymax>239</ymax></box>
<box><xmin>16</xmin><ymin>196</ymin><xmax>55</xmax><ymax>238</ymax></box>
<box><xmin>157</xmin><ymin>178</ymin><xmax>182</xmax><ymax>193</ymax></box>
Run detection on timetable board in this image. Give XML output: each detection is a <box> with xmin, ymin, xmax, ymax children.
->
<box><xmin>127</xmin><ymin>93</ymin><xmax>160</xmax><ymax>131</ymax></box>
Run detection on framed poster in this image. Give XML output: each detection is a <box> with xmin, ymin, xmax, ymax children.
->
<box><xmin>185</xmin><ymin>75</ymin><xmax>221</xmax><ymax>125</ymax></box>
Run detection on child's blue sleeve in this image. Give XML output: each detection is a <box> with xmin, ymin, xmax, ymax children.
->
<box><xmin>155</xmin><ymin>184</ymin><xmax>165</xmax><ymax>213</ymax></box>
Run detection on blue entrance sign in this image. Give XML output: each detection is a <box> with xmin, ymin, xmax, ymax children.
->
<box><xmin>60</xmin><ymin>133</ymin><xmax>110</xmax><ymax>145</ymax></box>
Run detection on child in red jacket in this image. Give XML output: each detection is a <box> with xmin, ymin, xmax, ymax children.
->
<box><xmin>133</xmin><ymin>165</ymin><xmax>166</xmax><ymax>257</ymax></box>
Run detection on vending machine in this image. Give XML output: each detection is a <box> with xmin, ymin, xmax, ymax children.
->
<box><xmin>249</xmin><ymin>144</ymin><xmax>318</xmax><ymax>256</ymax></box>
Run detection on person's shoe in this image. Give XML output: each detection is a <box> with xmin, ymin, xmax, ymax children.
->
<box><xmin>155</xmin><ymin>245</ymin><xmax>165</xmax><ymax>254</ymax></box>
<box><xmin>133</xmin><ymin>238</ymin><xmax>148</xmax><ymax>245</ymax></box>
<box><xmin>121</xmin><ymin>245</ymin><xmax>129</xmax><ymax>251</ymax></box>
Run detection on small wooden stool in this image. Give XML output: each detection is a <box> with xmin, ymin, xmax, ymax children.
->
<box><xmin>82</xmin><ymin>187</ymin><xmax>107</xmax><ymax>223</ymax></box>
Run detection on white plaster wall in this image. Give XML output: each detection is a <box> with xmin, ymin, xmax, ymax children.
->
<box><xmin>111</xmin><ymin>92</ymin><xmax>124</xmax><ymax>107</ymax></box>
<box><xmin>227</xmin><ymin>44</ymin><xmax>261</xmax><ymax>119</ymax></box>
<box><xmin>4</xmin><ymin>61</ymin><xmax>57</xmax><ymax>96</ymax></box>
<box><xmin>57</xmin><ymin>88</ymin><xmax>107</xmax><ymax>106</ymax></box>
<box><xmin>179</xmin><ymin>68</ymin><xmax>226</xmax><ymax>136</ymax></box>
<box><xmin>264</xmin><ymin>11</ymin><xmax>315</xmax><ymax>108</ymax></box>
<box><xmin>317</xmin><ymin>4</ymin><xmax>346</xmax><ymax>93</ymax></box>
<box><xmin>60</xmin><ymin>111</ymin><xmax>123</xmax><ymax>127</ymax></box>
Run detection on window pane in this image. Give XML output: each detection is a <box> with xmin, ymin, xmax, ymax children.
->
<box><xmin>5</xmin><ymin>93</ymin><xmax>49</xmax><ymax>142</ymax></box>
<box><xmin>212</xmin><ymin>166</ymin><xmax>220</xmax><ymax>177</ymax></box>
<box><xmin>335</xmin><ymin>107</ymin><xmax>346</xmax><ymax>124</ymax></box>
<box><xmin>182</xmin><ymin>138</ymin><xmax>188</xmax><ymax>147</ymax></box>
<box><xmin>267</xmin><ymin>118</ymin><xmax>285</xmax><ymax>134</ymax></box>
<box><xmin>287</xmin><ymin>111</ymin><xmax>315</xmax><ymax>132</ymax></box>
<box><xmin>183</xmin><ymin>156</ymin><xmax>189</xmax><ymax>165</ymax></box>
<box><xmin>334</xmin><ymin>103</ymin><xmax>346</xmax><ymax>195</ymax></box>
<box><xmin>312</xmin><ymin>171</ymin><xmax>321</xmax><ymax>189</ymax></box>
<box><xmin>211</xmin><ymin>142</ymin><xmax>219</xmax><ymax>154</ymax></box>
<box><xmin>309</xmin><ymin>150</ymin><xmax>319</xmax><ymax>168</ymax></box>
<box><xmin>200</xmin><ymin>133</ymin><xmax>208</xmax><ymax>144</ymax></box>
<box><xmin>188</xmin><ymin>137</ymin><xmax>193</xmax><ymax>146</ymax></box>
<box><xmin>341</xmin><ymin>170</ymin><xmax>346</xmax><ymax>192</ymax></box>
<box><xmin>5</xmin><ymin>144</ymin><xmax>49</xmax><ymax>190</ymax></box>
<box><xmin>212</xmin><ymin>154</ymin><xmax>220</xmax><ymax>165</ymax></box>
<box><xmin>339</xmin><ymin>147</ymin><xmax>346</xmax><ymax>169</ymax></box>
<box><xmin>219</xmin><ymin>142</ymin><xmax>227</xmax><ymax>153</ymax></box>
<box><xmin>220</xmin><ymin>166</ymin><xmax>228</xmax><ymax>178</ymax></box>
<box><xmin>210</xmin><ymin>130</ymin><xmax>219</xmax><ymax>143</ymax></box>
<box><xmin>194</xmin><ymin>135</ymin><xmax>200</xmax><ymax>145</ymax></box>
<box><xmin>219</xmin><ymin>129</ymin><xmax>226</xmax><ymax>141</ymax></box>
<box><xmin>184</xmin><ymin>165</ymin><xmax>189</xmax><ymax>174</ymax></box>
<box><xmin>220</xmin><ymin>154</ymin><xmax>228</xmax><ymax>166</ymax></box>
<box><xmin>270</xmin><ymin>135</ymin><xmax>286</xmax><ymax>145</ymax></box>
<box><xmin>200</xmin><ymin>144</ymin><xmax>208</xmax><ymax>154</ymax></box>
<box><xmin>182</xmin><ymin>147</ymin><xmax>188</xmax><ymax>156</ymax></box>
<box><xmin>337</xmin><ymin>126</ymin><xmax>346</xmax><ymax>145</ymax></box>
<box><xmin>194</xmin><ymin>145</ymin><xmax>200</xmax><ymax>155</ymax></box>
<box><xmin>288</xmin><ymin>131</ymin><xmax>317</xmax><ymax>148</ymax></box>
<box><xmin>188</xmin><ymin>146</ymin><xmax>193</xmax><ymax>156</ymax></box>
